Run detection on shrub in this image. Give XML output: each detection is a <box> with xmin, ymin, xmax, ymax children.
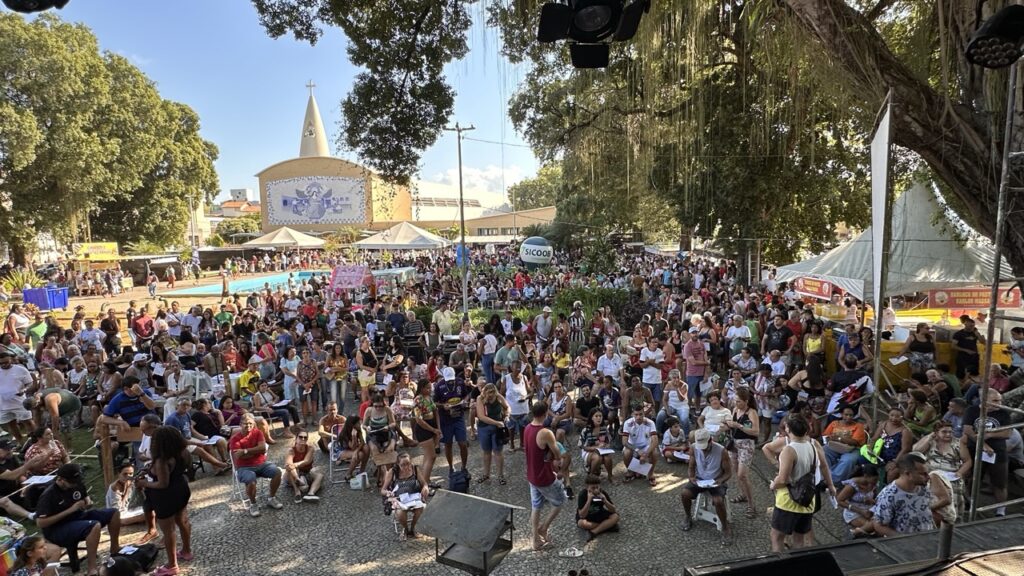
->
<box><xmin>1</xmin><ymin>269</ymin><xmax>44</xmax><ymax>292</ymax></box>
<box><xmin>554</xmin><ymin>287</ymin><xmax>630</xmax><ymax>318</ymax></box>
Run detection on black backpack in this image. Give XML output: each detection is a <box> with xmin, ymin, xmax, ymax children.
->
<box><xmin>111</xmin><ymin>542</ymin><xmax>160</xmax><ymax>571</ymax></box>
<box><xmin>448</xmin><ymin>469</ymin><xmax>471</xmax><ymax>494</ymax></box>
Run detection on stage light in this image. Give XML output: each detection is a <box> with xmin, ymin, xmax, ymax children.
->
<box><xmin>965</xmin><ymin>5</ymin><xmax>1024</xmax><ymax>69</ymax></box>
<box><xmin>2</xmin><ymin>0</ymin><xmax>68</xmax><ymax>13</ymax></box>
<box><xmin>537</xmin><ymin>0</ymin><xmax>649</xmax><ymax>68</ymax></box>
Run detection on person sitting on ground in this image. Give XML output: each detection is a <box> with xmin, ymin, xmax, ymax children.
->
<box><xmin>317</xmin><ymin>402</ymin><xmax>346</xmax><ymax>454</ymax></box>
<box><xmin>871</xmin><ymin>452</ymin><xmax>936</xmax><ymax>536</ymax></box>
<box><xmin>381</xmin><ymin>452</ymin><xmax>430</xmax><ymax>540</ymax></box>
<box><xmin>36</xmin><ymin>463</ymin><xmax>122</xmax><ymax>576</ymax></box>
<box><xmin>229</xmin><ymin>413</ymin><xmax>284</xmax><ymax>518</ymax></box>
<box><xmin>836</xmin><ymin>464</ymin><xmax>879</xmax><ymax>537</ymax></box>
<box><xmin>9</xmin><ymin>535</ymin><xmax>60</xmax><ymax>576</ymax></box>
<box><xmin>163</xmin><ymin>397</ymin><xmax>229</xmax><ymax>475</ymax></box>
<box><xmin>335</xmin><ymin>416</ymin><xmax>370</xmax><ymax>480</ymax></box>
<box><xmin>680</xmin><ymin>429</ymin><xmax>733</xmax><ymax>545</ymax></box>
<box><xmin>660</xmin><ymin>416</ymin><xmax>690</xmax><ymax>465</ymax></box>
<box><xmin>576</xmin><ymin>474</ymin><xmax>620</xmax><ymax>541</ymax></box>
<box><xmin>284</xmin><ymin>430</ymin><xmax>323</xmax><ymax>503</ymax></box>
<box><xmin>580</xmin><ymin>408</ymin><xmax>615</xmax><ymax>482</ymax></box>
<box><xmin>23</xmin><ymin>426</ymin><xmax>69</xmax><ymax>476</ymax></box>
<box><xmin>105</xmin><ymin>463</ymin><xmax>145</xmax><ymax>526</ymax></box>
<box><xmin>621</xmin><ymin>405</ymin><xmax>659</xmax><ymax>486</ymax></box>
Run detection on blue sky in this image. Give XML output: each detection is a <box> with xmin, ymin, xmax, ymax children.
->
<box><xmin>51</xmin><ymin>1</ymin><xmax>538</xmax><ymax>203</ymax></box>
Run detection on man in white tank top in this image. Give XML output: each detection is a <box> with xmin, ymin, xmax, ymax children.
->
<box><xmin>680</xmin><ymin>429</ymin><xmax>733</xmax><ymax>544</ymax></box>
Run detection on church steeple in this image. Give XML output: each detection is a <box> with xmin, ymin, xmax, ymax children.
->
<box><xmin>299</xmin><ymin>80</ymin><xmax>330</xmax><ymax>157</ymax></box>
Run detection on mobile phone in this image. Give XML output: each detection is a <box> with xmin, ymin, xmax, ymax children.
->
<box><xmin>592</xmin><ymin>498</ymin><xmax>603</xmax><ymax>503</ymax></box>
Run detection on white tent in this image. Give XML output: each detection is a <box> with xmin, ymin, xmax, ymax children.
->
<box><xmin>353</xmin><ymin>222</ymin><xmax>451</xmax><ymax>250</ymax></box>
<box><xmin>776</xmin><ymin>182</ymin><xmax>1006</xmax><ymax>301</ymax></box>
<box><xmin>242</xmin><ymin>227</ymin><xmax>326</xmax><ymax>248</ymax></box>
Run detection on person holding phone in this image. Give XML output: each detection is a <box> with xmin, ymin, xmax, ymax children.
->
<box><xmin>576</xmin><ymin>474</ymin><xmax>619</xmax><ymax>541</ymax></box>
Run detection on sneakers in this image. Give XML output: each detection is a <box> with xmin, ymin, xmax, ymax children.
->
<box><xmin>302</xmin><ymin>494</ymin><xmax>320</xmax><ymax>502</ymax></box>
<box><xmin>681</xmin><ymin>515</ymin><xmax>692</xmax><ymax>531</ymax></box>
<box><xmin>248</xmin><ymin>502</ymin><xmax>261</xmax><ymax>517</ymax></box>
<box><xmin>267</xmin><ymin>496</ymin><xmax>284</xmax><ymax>510</ymax></box>
<box><xmin>293</xmin><ymin>494</ymin><xmax>304</xmax><ymax>504</ymax></box>
<box><xmin>564</xmin><ymin>485</ymin><xmax>574</xmax><ymax>500</ymax></box>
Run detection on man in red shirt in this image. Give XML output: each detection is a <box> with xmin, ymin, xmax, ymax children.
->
<box><xmin>524</xmin><ymin>401</ymin><xmax>566</xmax><ymax>551</ymax></box>
<box><xmin>229</xmin><ymin>413</ymin><xmax>284</xmax><ymax>517</ymax></box>
<box><xmin>130</xmin><ymin>305</ymin><xmax>154</xmax><ymax>346</ymax></box>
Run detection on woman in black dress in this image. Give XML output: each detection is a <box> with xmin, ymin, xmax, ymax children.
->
<box><xmin>136</xmin><ymin>426</ymin><xmax>193</xmax><ymax>576</ymax></box>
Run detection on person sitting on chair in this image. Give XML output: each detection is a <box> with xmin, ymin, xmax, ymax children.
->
<box><xmin>36</xmin><ymin>463</ymin><xmax>122</xmax><ymax>576</ymax></box>
<box><xmin>381</xmin><ymin>452</ymin><xmax>429</xmax><ymax>540</ymax></box>
<box><xmin>679</xmin><ymin>429</ymin><xmax>733</xmax><ymax>546</ymax></box>
<box><xmin>334</xmin><ymin>416</ymin><xmax>370</xmax><ymax>480</ymax></box>
<box><xmin>284</xmin><ymin>431</ymin><xmax>323</xmax><ymax>503</ymax></box>
<box><xmin>317</xmin><ymin>402</ymin><xmax>346</xmax><ymax>454</ymax></box>
<box><xmin>229</xmin><ymin>413</ymin><xmax>284</xmax><ymax>518</ymax></box>
<box><xmin>163</xmin><ymin>397</ymin><xmax>229</xmax><ymax>475</ymax></box>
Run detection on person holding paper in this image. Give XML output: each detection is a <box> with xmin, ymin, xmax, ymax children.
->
<box><xmin>576</xmin><ymin>474</ymin><xmax>619</xmax><ymax>541</ymax></box>
<box><xmin>382</xmin><ymin>452</ymin><xmax>429</xmax><ymax>539</ymax></box>
<box><xmin>660</xmin><ymin>416</ymin><xmax>689</xmax><ymax>464</ymax></box>
<box><xmin>963</xmin><ymin>389</ymin><xmax>1010</xmax><ymax>516</ymax></box>
<box><xmin>163</xmin><ymin>398</ymin><xmax>230</xmax><ymax>475</ymax></box>
<box><xmin>580</xmin><ymin>408</ymin><xmax>615</xmax><ymax>482</ymax></box>
<box><xmin>679</xmin><ymin>429</ymin><xmax>733</xmax><ymax>545</ymax></box>
<box><xmin>621</xmin><ymin>406</ymin><xmax>659</xmax><ymax>487</ymax></box>
<box><xmin>250</xmin><ymin>380</ymin><xmax>298</xmax><ymax>440</ymax></box>
<box><xmin>822</xmin><ymin>407</ymin><xmax>868</xmax><ymax>483</ymax></box>
<box><xmin>284</xmin><ymin>431</ymin><xmax>323</xmax><ymax>503</ymax></box>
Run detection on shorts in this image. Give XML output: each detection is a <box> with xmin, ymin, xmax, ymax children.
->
<box><xmin>732</xmin><ymin>438</ymin><xmax>755</xmax><ymax>466</ymax></box>
<box><xmin>357</xmin><ymin>370</ymin><xmax>376</xmax><ymax>388</ymax></box>
<box><xmin>236</xmin><ymin>462</ymin><xmax>281</xmax><ymax>485</ymax></box>
<box><xmin>529</xmin><ymin>479</ymin><xmax>567</xmax><ymax>510</ymax></box>
<box><xmin>440</xmin><ymin>417</ymin><xmax>467</xmax><ymax>444</ymax></box>
<box><xmin>544</xmin><ymin>416</ymin><xmax>572</xmax><ymax>436</ymax></box>
<box><xmin>43</xmin><ymin>508</ymin><xmax>117</xmax><ymax>549</ymax></box>
<box><xmin>771</xmin><ymin>507</ymin><xmax>814</xmax><ymax>535</ymax></box>
<box><xmin>685</xmin><ymin>375</ymin><xmax>703</xmax><ymax>399</ymax></box>
<box><xmin>584</xmin><ymin>509</ymin><xmax>613</xmax><ymax>524</ymax></box>
<box><xmin>0</xmin><ymin>408</ymin><xmax>32</xmax><ymax>425</ymax></box>
<box><xmin>507</xmin><ymin>414</ymin><xmax>529</xmax><ymax>433</ymax></box>
<box><xmin>682</xmin><ymin>481</ymin><xmax>727</xmax><ymax>499</ymax></box>
<box><xmin>413</xmin><ymin>422</ymin><xmax>436</xmax><ymax>443</ymax></box>
<box><xmin>478</xmin><ymin>423</ymin><xmax>504</xmax><ymax>452</ymax></box>
<box><xmin>980</xmin><ymin>459</ymin><xmax>1009</xmax><ymax>490</ymax></box>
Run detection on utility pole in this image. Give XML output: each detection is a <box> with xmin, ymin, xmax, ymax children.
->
<box><xmin>444</xmin><ymin>122</ymin><xmax>475</xmax><ymax>320</ymax></box>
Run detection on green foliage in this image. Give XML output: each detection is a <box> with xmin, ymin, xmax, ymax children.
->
<box><xmin>206</xmin><ymin>234</ymin><xmax>225</xmax><ymax>248</ymax></box>
<box><xmin>0</xmin><ymin>14</ymin><xmax>218</xmax><ymax>261</ymax></box>
<box><xmin>554</xmin><ymin>287</ymin><xmax>630</xmax><ymax>319</ymax></box>
<box><xmin>216</xmin><ymin>215</ymin><xmax>262</xmax><ymax>243</ymax></box>
<box><xmin>124</xmin><ymin>240</ymin><xmax>167</xmax><ymax>255</ymax></box>
<box><xmin>1</xmin><ymin>269</ymin><xmax>44</xmax><ymax>292</ymax></box>
<box><xmin>508</xmin><ymin>163</ymin><xmax>561</xmax><ymax>210</ymax></box>
<box><xmin>250</xmin><ymin>0</ymin><xmax>472</xmax><ymax>184</ymax></box>
<box><xmin>323</xmin><ymin>226</ymin><xmax>362</xmax><ymax>252</ymax></box>
<box><xmin>410</xmin><ymin>305</ymin><xmax>433</xmax><ymax>325</ymax></box>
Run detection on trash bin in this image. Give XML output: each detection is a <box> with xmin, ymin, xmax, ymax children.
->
<box><xmin>45</xmin><ymin>287</ymin><xmax>69</xmax><ymax>311</ymax></box>
<box><xmin>21</xmin><ymin>288</ymin><xmax>48</xmax><ymax>310</ymax></box>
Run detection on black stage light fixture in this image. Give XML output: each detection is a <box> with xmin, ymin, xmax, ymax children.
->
<box><xmin>2</xmin><ymin>0</ymin><xmax>69</xmax><ymax>13</ymax></box>
<box><xmin>537</xmin><ymin>0</ymin><xmax>649</xmax><ymax>68</ymax></box>
<box><xmin>965</xmin><ymin>4</ymin><xmax>1024</xmax><ymax>69</ymax></box>
<box><xmin>570</xmin><ymin>43</ymin><xmax>610</xmax><ymax>68</ymax></box>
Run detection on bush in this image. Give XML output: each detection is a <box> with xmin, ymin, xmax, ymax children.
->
<box><xmin>410</xmin><ymin>305</ymin><xmax>433</xmax><ymax>325</ymax></box>
<box><xmin>554</xmin><ymin>287</ymin><xmax>630</xmax><ymax>318</ymax></box>
<box><xmin>1</xmin><ymin>269</ymin><xmax>44</xmax><ymax>292</ymax></box>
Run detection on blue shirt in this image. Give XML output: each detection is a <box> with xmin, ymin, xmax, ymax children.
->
<box><xmin>165</xmin><ymin>410</ymin><xmax>193</xmax><ymax>440</ymax></box>
<box><xmin>433</xmin><ymin>378</ymin><xmax>468</xmax><ymax>421</ymax></box>
<box><xmin>103</xmin><ymin>390</ymin><xmax>155</xmax><ymax>426</ymax></box>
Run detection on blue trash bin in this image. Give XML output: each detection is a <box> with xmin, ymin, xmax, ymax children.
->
<box><xmin>45</xmin><ymin>287</ymin><xmax>69</xmax><ymax>311</ymax></box>
<box><xmin>22</xmin><ymin>288</ymin><xmax>49</xmax><ymax>310</ymax></box>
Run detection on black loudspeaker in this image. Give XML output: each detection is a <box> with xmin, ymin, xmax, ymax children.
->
<box><xmin>690</xmin><ymin>551</ymin><xmax>843</xmax><ymax>576</ymax></box>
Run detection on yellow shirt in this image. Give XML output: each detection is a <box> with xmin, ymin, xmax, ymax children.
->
<box><xmin>804</xmin><ymin>335</ymin><xmax>823</xmax><ymax>354</ymax></box>
<box><xmin>238</xmin><ymin>369</ymin><xmax>260</xmax><ymax>397</ymax></box>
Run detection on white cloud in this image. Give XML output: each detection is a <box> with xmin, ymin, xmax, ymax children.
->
<box><xmin>431</xmin><ymin>164</ymin><xmax>526</xmax><ymax>196</ymax></box>
<box><xmin>114</xmin><ymin>50</ymin><xmax>153</xmax><ymax>68</ymax></box>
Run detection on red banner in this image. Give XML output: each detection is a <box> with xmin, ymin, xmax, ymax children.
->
<box><xmin>928</xmin><ymin>287</ymin><xmax>1021</xmax><ymax>309</ymax></box>
<box><xmin>329</xmin><ymin>265</ymin><xmax>370</xmax><ymax>292</ymax></box>
<box><xmin>792</xmin><ymin>277</ymin><xmax>833</xmax><ymax>301</ymax></box>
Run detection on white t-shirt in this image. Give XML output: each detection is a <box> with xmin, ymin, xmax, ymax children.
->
<box><xmin>623</xmin><ymin>417</ymin><xmax>657</xmax><ymax>450</ymax></box>
<box><xmin>482</xmin><ymin>333</ymin><xmax>499</xmax><ymax>355</ymax></box>
<box><xmin>639</xmin><ymin>347</ymin><xmax>664</xmax><ymax>384</ymax></box>
<box><xmin>596</xmin><ymin>354</ymin><xmax>623</xmax><ymax>381</ymax></box>
<box><xmin>166</xmin><ymin>311</ymin><xmax>184</xmax><ymax>337</ymax></box>
<box><xmin>725</xmin><ymin>325</ymin><xmax>750</xmax><ymax>343</ymax></box>
<box><xmin>700</xmin><ymin>406</ymin><xmax>732</xmax><ymax>430</ymax></box>
<box><xmin>0</xmin><ymin>365</ymin><xmax>31</xmax><ymax>412</ymax></box>
<box><xmin>1010</xmin><ymin>337</ymin><xmax>1024</xmax><ymax>369</ymax></box>
<box><xmin>503</xmin><ymin>374</ymin><xmax>530</xmax><ymax>416</ymax></box>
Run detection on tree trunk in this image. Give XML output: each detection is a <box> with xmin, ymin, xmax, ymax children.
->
<box><xmin>782</xmin><ymin>0</ymin><xmax>1024</xmax><ymax>276</ymax></box>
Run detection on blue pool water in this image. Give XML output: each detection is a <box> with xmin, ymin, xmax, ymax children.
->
<box><xmin>166</xmin><ymin>270</ymin><xmax>331</xmax><ymax>296</ymax></box>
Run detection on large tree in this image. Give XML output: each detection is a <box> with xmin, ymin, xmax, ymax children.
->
<box><xmin>0</xmin><ymin>14</ymin><xmax>219</xmax><ymax>262</ymax></box>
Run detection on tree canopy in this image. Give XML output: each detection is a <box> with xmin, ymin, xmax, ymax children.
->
<box><xmin>215</xmin><ymin>214</ymin><xmax>262</xmax><ymax>243</ymax></box>
<box><xmin>507</xmin><ymin>163</ymin><xmax>562</xmax><ymax>211</ymax></box>
<box><xmin>0</xmin><ymin>14</ymin><xmax>218</xmax><ymax>262</ymax></box>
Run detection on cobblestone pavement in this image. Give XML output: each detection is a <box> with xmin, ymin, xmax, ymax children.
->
<box><xmin>134</xmin><ymin>415</ymin><xmax>856</xmax><ymax>576</ymax></box>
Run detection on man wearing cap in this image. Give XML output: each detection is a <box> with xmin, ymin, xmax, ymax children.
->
<box><xmin>0</xmin><ymin>352</ymin><xmax>35</xmax><ymax>442</ymax></box>
<box><xmin>680</xmin><ymin>429</ymin><xmax>733</xmax><ymax>544</ymax></box>
<box><xmin>434</xmin><ymin>367</ymin><xmax>470</xmax><ymax>472</ymax></box>
<box><xmin>238</xmin><ymin>355</ymin><xmax>263</xmax><ymax>398</ymax></box>
<box><xmin>124</xmin><ymin>354</ymin><xmax>153</xmax><ymax>392</ymax></box>
<box><xmin>534</xmin><ymin>307</ymin><xmax>554</xmax><ymax>349</ymax></box>
<box><xmin>36</xmin><ymin>463</ymin><xmax>121</xmax><ymax>575</ymax></box>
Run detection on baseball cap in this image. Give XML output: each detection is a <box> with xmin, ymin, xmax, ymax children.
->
<box><xmin>688</xmin><ymin>327</ymin><xmax>699</xmax><ymax>333</ymax></box>
<box><xmin>248</xmin><ymin>354</ymin><xmax>264</xmax><ymax>365</ymax></box>
<box><xmin>56</xmin><ymin>463</ymin><xmax>84</xmax><ymax>482</ymax></box>
<box><xmin>694</xmin><ymin>429</ymin><xmax>712</xmax><ymax>450</ymax></box>
<box><xmin>442</xmin><ymin>367</ymin><xmax>456</xmax><ymax>381</ymax></box>
<box><xmin>0</xmin><ymin>439</ymin><xmax>15</xmax><ymax>451</ymax></box>
<box><xmin>542</xmin><ymin>306</ymin><xmax>552</xmax><ymax>313</ymax></box>
<box><xmin>132</xmin><ymin>353</ymin><xmax>149</xmax><ymax>363</ymax></box>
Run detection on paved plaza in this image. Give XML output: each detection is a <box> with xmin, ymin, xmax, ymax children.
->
<box><xmin>165</xmin><ymin>416</ymin><xmax>852</xmax><ymax>576</ymax></box>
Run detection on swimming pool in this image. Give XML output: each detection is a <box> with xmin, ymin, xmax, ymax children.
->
<box><xmin>166</xmin><ymin>270</ymin><xmax>332</xmax><ymax>296</ymax></box>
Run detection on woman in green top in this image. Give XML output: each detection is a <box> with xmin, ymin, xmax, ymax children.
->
<box><xmin>412</xmin><ymin>379</ymin><xmax>440</xmax><ymax>485</ymax></box>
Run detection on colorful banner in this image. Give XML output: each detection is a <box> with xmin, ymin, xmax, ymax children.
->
<box><xmin>928</xmin><ymin>288</ymin><xmax>1021</xmax><ymax>309</ymax></box>
<box><xmin>792</xmin><ymin>277</ymin><xmax>833</xmax><ymax>301</ymax></box>
<box><xmin>265</xmin><ymin>176</ymin><xmax>367</xmax><ymax>225</ymax></box>
<box><xmin>71</xmin><ymin>242</ymin><xmax>120</xmax><ymax>262</ymax></box>
<box><xmin>329</xmin><ymin>265</ymin><xmax>370</xmax><ymax>292</ymax></box>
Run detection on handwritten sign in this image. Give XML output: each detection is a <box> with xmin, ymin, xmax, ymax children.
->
<box><xmin>928</xmin><ymin>287</ymin><xmax>1021</xmax><ymax>309</ymax></box>
<box><xmin>792</xmin><ymin>277</ymin><xmax>833</xmax><ymax>301</ymax></box>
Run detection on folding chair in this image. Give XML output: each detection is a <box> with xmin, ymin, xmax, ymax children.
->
<box><xmin>328</xmin><ymin>424</ymin><xmax>351</xmax><ymax>485</ymax></box>
<box><xmin>229</xmin><ymin>454</ymin><xmax>271</xmax><ymax>509</ymax></box>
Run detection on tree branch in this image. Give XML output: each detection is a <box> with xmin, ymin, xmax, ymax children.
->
<box><xmin>864</xmin><ymin>0</ymin><xmax>898</xmax><ymax>21</ymax></box>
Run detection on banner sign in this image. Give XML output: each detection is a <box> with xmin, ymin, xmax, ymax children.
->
<box><xmin>929</xmin><ymin>288</ymin><xmax>1021</xmax><ymax>309</ymax></box>
<box><xmin>870</xmin><ymin>99</ymin><xmax>893</xmax><ymax>307</ymax></box>
<box><xmin>265</xmin><ymin>176</ymin><xmax>366</xmax><ymax>225</ymax></box>
<box><xmin>792</xmin><ymin>277</ymin><xmax>833</xmax><ymax>300</ymax></box>
<box><xmin>329</xmin><ymin>265</ymin><xmax>370</xmax><ymax>292</ymax></box>
<box><xmin>71</xmin><ymin>242</ymin><xmax>120</xmax><ymax>262</ymax></box>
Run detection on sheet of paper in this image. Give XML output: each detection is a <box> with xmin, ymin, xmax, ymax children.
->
<box><xmin>272</xmin><ymin>400</ymin><xmax>291</xmax><ymax>408</ymax></box>
<box><xmin>672</xmin><ymin>451</ymin><xmax>690</xmax><ymax>461</ymax></box>
<box><xmin>941</xmin><ymin>471</ymin><xmax>960</xmax><ymax>482</ymax></box>
<box><xmin>201</xmin><ymin>437</ymin><xmax>221</xmax><ymax>445</ymax></box>
<box><xmin>705</xmin><ymin>423</ymin><xmax>720</xmax><ymax>433</ymax></box>
<box><xmin>888</xmin><ymin>356</ymin><xmax>908</xmax><ymax>366</ymax></box>
<box><xmin>23</xmin><ymin>475</ymin><xmax>55</xmax><ymax>485</ymax></box>
<box><xmin>696</xmin><ymin>479</ymin><xmax>716</xmax><ymax>488</ymax></box>
<box><xmin>597</xmin><ymin>448</ymin><xmax>615</xmax><ymax>456</ymax></box>
<box><xmin>118</xmin><ymin>545</ymin><xmax>138</xmax><ymax>555</ymax></box>
<box><xmin>152</xmin><ymin>364</ymin><xmax>165</xmax><ymax>376</ymax></box>
<box><xmin>627</xmin><ymin>459</ymin><xmax>652</xmax><ymax>477</ymax></box>
<box><xmin>981</xmin><ymin>451</ymin><xmax>996</xmax><ymax>464</ymax></box>
<box><xmin>399</xmin><ymin>492</ymin><xmax>422</xmax><ymax>505</ymax></box>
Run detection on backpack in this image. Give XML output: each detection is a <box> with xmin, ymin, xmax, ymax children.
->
<box><xmin>111</xmin><ymin>542</ymin><xmax>159</xmax><ymax>572</ymax></box>
<box><xmin>787</xmin><ymin>441</ymin><xmax>822</xmax><ymax>508</ymax></box>
<box><xmin>448</xmin><ymin>469</ymin><xmax>471</xmax><ymax>494</ymax></box>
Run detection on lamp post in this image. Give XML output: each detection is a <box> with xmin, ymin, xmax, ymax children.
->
<box><xmin>963</xmin><ymin>4</ymin><xmax>1024</xmax><ymax>522</ymax></box>
<box><xmin>444</xmin><ymin>122</ymin><xmax>475</xmax><ymax>320</ymax></box>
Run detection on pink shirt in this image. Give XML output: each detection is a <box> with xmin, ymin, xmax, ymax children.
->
<box><xmin>683</xmin><ymin>340</ymin><xmax>707</xmax><ymax>378</ymax></box>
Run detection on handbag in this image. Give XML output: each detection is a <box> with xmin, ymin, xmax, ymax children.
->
<box><xmin>787</xmin><ymin>441</ymin><xmax>823</xmax><ymax>508</ymax></box>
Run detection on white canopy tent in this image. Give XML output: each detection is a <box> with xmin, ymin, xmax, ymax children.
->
<box><xmin>242</xmin><ymin>227</ymin><xmax>326</xmax><ymax>248</ymax></box>
<box><xmin>775</xmin><ymin>182</ymin><xmax>1007</xmax><ymax>301</ymax></box>
<box><xmin>353</xmin><ymin>221</ymin><xmax>451</xmax><ymax>250</ymax></box>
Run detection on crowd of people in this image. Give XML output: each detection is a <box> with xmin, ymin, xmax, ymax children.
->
<box><xmin>0</xmin><ymin>242</ymin><xmax>1020</xmax><ymax>573</ymax></box>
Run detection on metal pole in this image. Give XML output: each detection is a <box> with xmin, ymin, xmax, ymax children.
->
<box><xmin>969</xmin><ymin>61</ymin><xmax>1017</xmax><ymax>522</ymax></box>
<box><xmin>444</xmin><ymin>122</ymin><xmax>475</xmax><ymax>321</ymax></box>
<box><xmin>937</xmin><ymin>522</ymin><xmax>954</xmax><ymax>561</ymax></box>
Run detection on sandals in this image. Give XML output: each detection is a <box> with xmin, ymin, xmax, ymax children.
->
<box><xmin>648</xmin><ymin>477</ymin><xmax>657</xmax><ymax>487</ymax></box>
<box><xmin>746</xmin><ymin>506</ymin><xmax>758</xmax><ymax>519</ymax></box>
<box><xmin>498</xmin><ymin>476</ymin><xmax>507</xmax><ymax>485</ymax></box>
<box><xmin>729</xmin><ymin>495</ymin><xmax>748</xmax><ymax>504</ymax></box>
<box><xmin>623</xmin><ymin>473</ymin><xmax>636</xmax><ymax>483</ymax></box>
<box><xmin>477</xmin><ymin>475</ymin><xmax>491</xmax><ymax>484</ymax></box>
